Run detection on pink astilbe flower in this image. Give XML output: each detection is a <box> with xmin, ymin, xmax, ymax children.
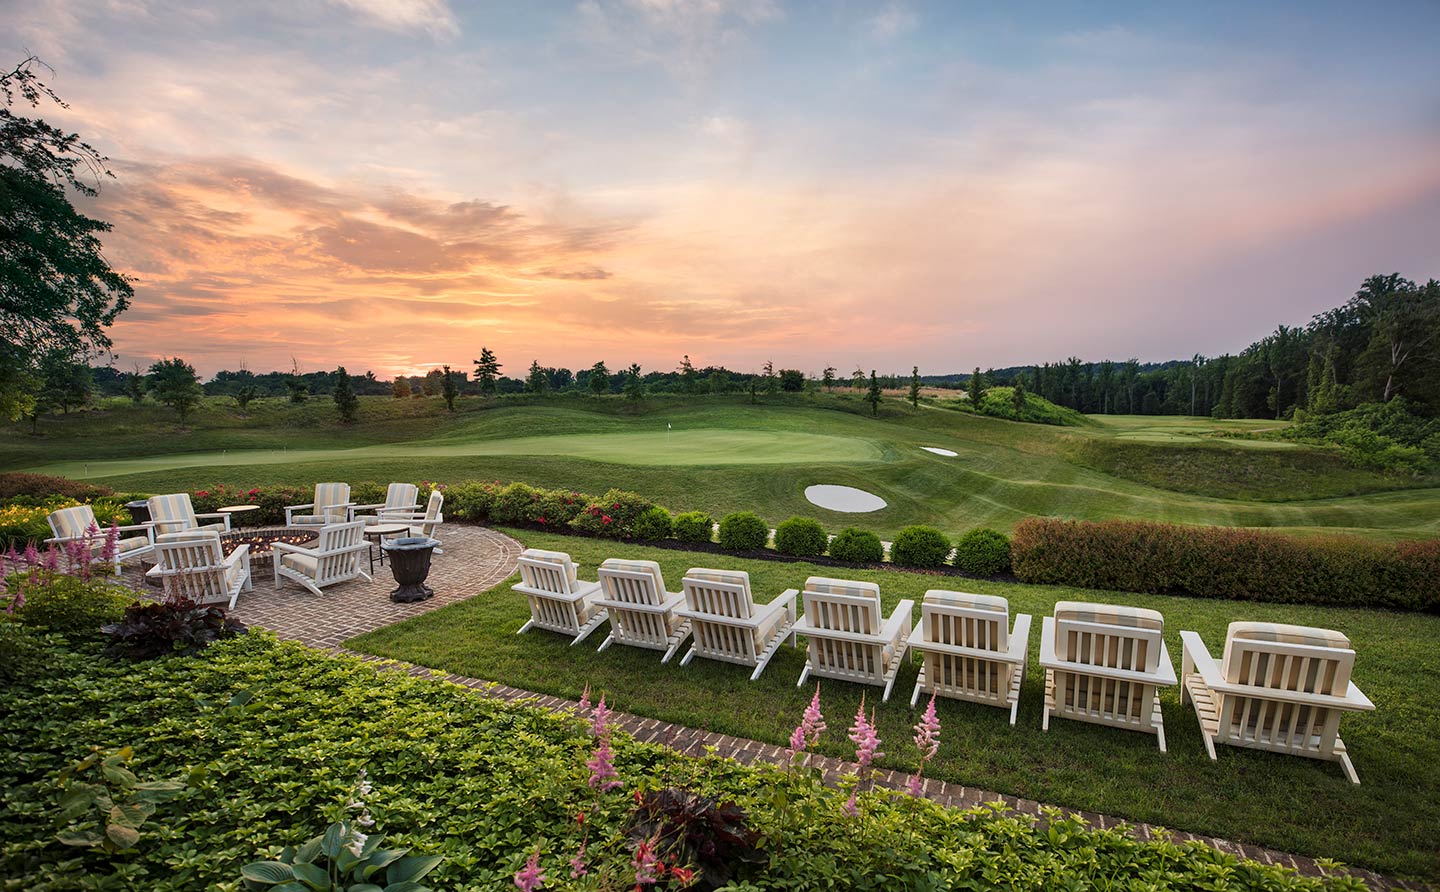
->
<box><xmin>906</xmin><ymin>693</ymin><xmax>942</xmax><ymax>797</ymax></box>
<box><xmin>99</xmin><ymin>524</ymin><xmax>120</xmax><ymax>569</ymax></box>
<box><xmin>842</xmin><ymin>790</ymin><xmax>859</xmax><ymax>816</ymax></box>
<box><xmin>569</xmin><ymin>843</ymin><xmax>588</xmax><ymax>878</ymax></box>
<box><xmin>632</xmin><ymin>837</ymin><xmax>662</xmax><ymax>887</ymax></box>
<box><xmin>788</xmin><ymin>683</ymin><xmax>826</xmax><ymax>757</ymax></box>
<box><xmin>591</xmin><ymin>694</ymin><xmax>612</xmax><ymax>738</ymax></box>
<box><xmin>514</xmin><ymin>849</ymin><xmax>546</xmax><ymax>891</ymax></box>
<box><xmin>847</xmin><ymin>696</ymin><xmax>883</xmax><ymax>771</ymax></box>
<box><xmin>577</xmin><ymin>684</ymin><xmax>591</xmax><ymax>715</ymax></box>
<box><xmin>586</xmin><ymin>737</ymin><xmax>622</xmax><ymax>792</ymax></box>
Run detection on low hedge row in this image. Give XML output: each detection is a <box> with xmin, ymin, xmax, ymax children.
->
<box><xmin>0</xmin><ymin>630</ymin><xmax>1364</xmax><ymax>891</ymax></box>
<box><xmin>1011</xmin><ymin>517</ymin><xmax>1440</xmax><ymax>612</ymax></box>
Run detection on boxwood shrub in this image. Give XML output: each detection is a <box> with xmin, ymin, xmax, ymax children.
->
<box><xmin>891</xmin><ymin>525</ymin><xmax>951</xmax><ymax>567</ymax></box>
<box><xmin>0</xmin><ymin>634</ymin><xmax>1366</xmax><ymax>892</ymax></box>
<box><xmin>952</xmin><ymin>528</ymin><xmax>1012</xmax><ymax>576</ymax></box>
<box><xmin>828</xmin><ymin>527</ymin><xmax>885</xmax><ymax>563</ymax></box>
<box><xmin>773</xmin><ymin>516</ymin><xmax>827</xmax><ymax>557</ymax></box>
<box><xmin>718</xmin><ymin>512</ymin><xmax>769</xmax><ymax>551</ymax></box>
<box><xmin>672</xmin><ymin>511</ymin><xmax>715</xmax><ymax>544</ymax></box>
<box><xmin>632</xmin><ymin>506</ymin><xmax>674</xmax><ymax>541</ymax></box>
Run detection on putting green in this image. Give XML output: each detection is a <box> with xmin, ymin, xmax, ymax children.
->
<box><xmin>26</xmin><ymin>429</ymin><xmax>885</xmax><ymax>479</ymax></box>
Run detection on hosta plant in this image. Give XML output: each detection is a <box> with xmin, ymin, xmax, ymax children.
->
<box><xmin>240</xmin><ymin>822</ymin><xmax>442</xmax><ymax>892</ymax></box>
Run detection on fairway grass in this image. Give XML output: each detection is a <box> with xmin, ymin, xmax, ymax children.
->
<box><xmin>349</xmin><ymin>529</ymin><xmax>1440</xmax><ymax>881</ymax></box>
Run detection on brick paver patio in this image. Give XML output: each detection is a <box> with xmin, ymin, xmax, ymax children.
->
<box><xmin>123</xmin><ymin>523</ymin><xmax>1411</xmax><ymax>890</ymax></box>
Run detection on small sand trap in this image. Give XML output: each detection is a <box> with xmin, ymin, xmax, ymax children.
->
<box><xmin>921</xmin><ymin>446</ymin><xmax>958</xmax><ymax>457</ymax></box>
<box><xmin>804</xmin><ymin>484</ymin><xmax>887</xmax><ymax>513</ymax></box>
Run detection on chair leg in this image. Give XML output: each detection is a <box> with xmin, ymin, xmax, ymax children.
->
<box><xmin>680</xmin><ymin>644</ymin><xmax>697</xmax><ymax>666</ymax></box>
<box><xmin>1042</xmin><ymin>704</ymin><xmax>1051</xmax><ymax>731</ymax></box>
<box><xmin>597</xmin><ymin>632</ymin><xmax>615</xmax><ymax>652</ymax></box>
<box><xmin>1009</xmin><ymin>699</ymin><xmax>1019</xmax><ymax>727</ymax></box>
<box><xmin>571</xmin><ymin>611</ymin><xmax>607</xmax><ymax>645</ymax></box>
<box><xmin>1200</xmin><ymin>730</ymin><xmax>1217</xmax><ymax>761</ymax></box>
<box><xmin>910</xmin><ymin>680</ymin><xmax>922</xmax><ymax>708</ymax></box>
<box><xmin>660</xmin><ymin>621</ymin><xmax>690</xmax><ymax>664</ymax></box>
<box><xmin>1339</xmin><ymin>746</ymin><xmax>1360</xmax><ymax>785</ymax></box>
<box><xmin>797</xmin><ymin>665</ymin><xmax>810</xmax><ymax>687</ymax></box>
<box><xmin>517</xmin><ymin>619</ymin><xmax>534</xmax><ymax>635</ymax></box>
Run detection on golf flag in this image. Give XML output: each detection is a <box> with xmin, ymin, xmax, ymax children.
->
<box><xmin>668</xmin><ymin>423</ymin><xmax>672</xmax><ymax>430</ymax></box>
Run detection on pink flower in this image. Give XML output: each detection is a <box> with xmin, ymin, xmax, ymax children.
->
<box><xmin>632</xmin><ymin>838</ymin><xmax>661</xmax><ymax>886</ymax></box>
<box><xmin>591</xmin><ymin>695</ymin><xmax>611</xmax><ymax>737</ymax></box>
<box><xmin>602</xmin><ymin>516</ymin><xmax>612</xmax><ymax>525</ymax></box>
<box><xmin>577</xmin><ymin>684</ymin><xmax>591</xmax><ymax>714</ymax></box>
<box><xmin>913</xmin><ymin>694</ymin><xmax>941</xmax><ymax>763</ymax></box>
<box><xmin>586</xmin><ymin>738</ymin><xmax>621</xmax><ymax>792</ymax></box>
<box><xmin>196</xmin><ymin>490</ymin><xmax>209</xmax><ymax>498</ymax></box>
<box><xmin>842</xmin><ymin>790</ymin><xmax>859</xmax><ymax>816</ymax></box>
<box><xmin>99</xmin><ymin>524</ymin><xmax>120</xmax><ymax>567</ymax></box>
<box><xmin>513</xmin><ymin>849</ymin><xmax>545</xmax><ymax>891</ymax></box>
<box><xmin>569</xmin><ymin>843</ymin><xmax>588</xmax><ymax>878</ymax></box>
<box><xmin>847</xmin><ymin>696</ymin><xmax>883</xmax><ymax>771</ymax></box>
<box><xmin>788</xmin><ymin>683</ymin><xmax>826</xmax><ymax>757</ymax></box>
<box><xmin>612</xmin><ymin>503</ymin><xmax>620</xmax><ymax>509</ymax></box>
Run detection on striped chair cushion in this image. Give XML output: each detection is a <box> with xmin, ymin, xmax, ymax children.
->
<box><xmin>684</xmin><ymin>568</ymin><xmax>754</xmax><ymax>618</ymax></box>
<box><xmin>1054</xmin><ymin>601</ymin><xmax>1163</xmax><ymax>631</ymax></box>
<box><xmin>157</xmin><ymin>529</ymin><xmax>223</xmax><ymax>544</ymax></box>
<box><xmin>48</xmin><ymin>506</ymin><xmax>99</xmax><ymax>540</ymax></box>
<box><xmin>1228</xmin><ymin>622</ymin><xmax>1350</xmax><ymax>650</ymax></box>
<box><xmin>805</xmin><ymin>577</ymin><xmax>881</xmax><ymax>601</ymax></box>
<box><xmin>281</xmin><ymin>551</ymin><xmax>319</xmax><ymax>575</ymax></box>
<box><xmin>685</xmin><ymin>568</ymin><xmax>750</xmax><ymax>590</ymax></box>
<box><xmin>601</xmin><ymin>558</ymin><xmax>667</xmax><ymax>597</ymax></box>
<box><xmin>386</xmin><ymin>483</ymin><xmax>419</xmax><ymax>509</ymax></box>
<box><xmin>148</xmin><ymin>494</ymin><xmax>198</xmax><ymax>533</ymax></box>
<box><xmin>522</xmin><ymin>549</ymin><xmax>579</xmax><ymax>589</ymax></box>
<box><xmin>924</xmin><ymin>590</ymin><xmax>1008</xmax><ymax>614</ymax></box>
<box><xmin>104</xmin><ymin>536</ymin><xmax>151</xmax><ymax>556</ymax></box>
<box><xmin>292</xmin><ymin>515</ymin><xmax>331</xmax><ymax>525</ymax></box>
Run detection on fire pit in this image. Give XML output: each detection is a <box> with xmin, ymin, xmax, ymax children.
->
<box><xmin>220</xmin><ymin>528</ymin><xmax>319</xmax><ymax>569</ymax></box>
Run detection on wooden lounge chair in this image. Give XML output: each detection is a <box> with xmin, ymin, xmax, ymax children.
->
<box><xmin>1181</xmin><ymin>622</ymin><xmax>1374</xmax><ymax>783</ymax></box>
<box><xmin>46</xmin><ymin>504</ymin><xmax>155</xmax><ymax>574</ymax></box>
<box><xmin>284</xmin><ymin>482</ymin><xmax>354</xmax><ymax>526</ymax></box>
<box><xmin>514</xmin><ymin>548</ymin><xmax>607</xmax><ymax>644</ymax></box>
<box><xmin>147</xmin><ymin>493</ymin><xmax>231</xmax><ymax>539</ymax></box>
<box><xmin>676</xmin><ymin>569</ymin><xmax>797</xmax><ymax>681</ymax></box>
<box><xmin>353</xmin><ymin>483</ymin><xmax>421</xmax><ymax>525</ymax></box>
<box><xmin>1039</xmin><ymin>601</ymin><xmax>1176</xmax><ymax>750</ymax></box>
<box><xmin>271</xmin><ymin>521</ymin><xmax>370</xmax><ymax>596</ymax></box>
<box><xmin>595</xmin><ymin>558</ymin><xmax>690</xmax><ymax>662</ymax></box>
<box><xmin>146</xmin><ymin>531</ymin><xmax>252</xmax><ymax>609</ymax></box>
<box><xmin>792</xmin><ymin>577</ymin><xmax>913</xmax><ymax>701</ymax></box>
<box><xmin>391</xmin><ymin>490</ymin><xmax>444</xmax><ymax>553</ymax></box>
<box><xmin>906</xmin><ymin>590</ymin><xmax>1032</xmax><ymax>723</ymax></box>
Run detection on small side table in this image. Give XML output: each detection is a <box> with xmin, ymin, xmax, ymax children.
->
<box><xmin>363</xmin><ymin>523</ymin><xmax>410</xmax><ymax>575</ymax></box>
<box><xmin>217</xmin><ymin>504</ymin><xmax>260</xmax><ymax>528</ymax></box>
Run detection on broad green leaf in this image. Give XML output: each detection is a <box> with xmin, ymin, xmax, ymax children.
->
<box><xmin>321</xmin><ymin>823</ymin><xmax>346</xmax><ymax>859</ymax></box>
<box><xmin>381</xmin><ymin>883</ymin><xmax>431</xmax><ymax>892</ymax></box>
<box><xmin>290</xmin><ymin>861</ymin><xmax>331</xmax><ymax>890</ymax></box>
<box><xmin>295</xmin><ymin>835</ymin><xmax>324</xmax><ymax>864</ymax></box>
<box><xmin>101</xmin><ymin>764</ymin><xmax>138</xmax><ymax>788</ymax></box>
<box><xmin>105</xmin><ymin>823</ymin><xmax>141</xmax><ymax>850</ymax></box>
<box><xmin>109</xmin><ymin>801</ymin><xmax>154</xmax><ymax>829</ymax></box>
<box><xmin>241</xmin><ymin>861</ymin><xmax>297</xmax><ymax>885</ymax></box>
<box><xmin>56</xmin><ymin>829</ymin><xmax>103</xmax><ymax>848</ymax></box>
<box><xmin>384</xmin><ymin>855</ymin><xmax>442</xmax><ymax>885</ymax></box>
<box><xmin>361</xmin><ymin>849</ymin><xmax>407</xmax><ymax>879</ymax></box>
<box><xmin>229</xmin><ymin>689</ymin><xmax>256</xmax><ymax>707</ymax></box>
<box><xmin>347</xmin><ymin>885</ymin><xmax>384</xmax><ymax>892</ymax></box>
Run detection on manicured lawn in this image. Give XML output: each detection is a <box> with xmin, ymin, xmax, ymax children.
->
<box><xmin>349</xmin><ymin>529</ymin><xmax>1440</xmax><ymax>882</ymax></box>
<box><xmin>6</xmin><ymin>395</ymin><xmax>1437</xmax><ymax>541</ymax></box>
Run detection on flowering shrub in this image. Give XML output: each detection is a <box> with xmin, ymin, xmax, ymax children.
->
<box><xmin>7</xmin><ymin>574</ymin><xmax>134</xmax><ymax>636</ymax></box>
<box><xmin>569</xmin><ymin>489</ymin><xmax>655</xmax><ymax>539</ymax></box>
<box><xmin>951</xmin><ymin>528</ymin><xmax>1012</xmax><ymax>576</ymax></box>
<box><xmin>890</xmin><ymin>526</ymin><xmax>951</xmax><ymax>568</ymax></box>
<box><xmin>672</xmin><ymin>511</ymin><xmax>714</xmax><ymax>544</ymax></box>
<box><xmin>717</xmin><ymin>512</ymin><xmax>769</xmax><ymax>551</ymax></box>
<box><xmin>0</xmin><ymin>498</ymin><xmax>132</xmax><ymax>547</ymax></box>
<box><xmin>444</xmin><ymin>480</ymin><xmax>503</xmax><ymax>521</ymax></box>
<box><xmin>490</xmin><ymin>482</ymin><xmax>546</xmax><ymax>525</ymax></box>
<box><xmin>827</xmin><ymin>528</ymin><xmax>885</xmax><ymax>563</ymax></box>
<box><xmin>1011</xmin><ymin>518</ymin><xmax>1440</xmax><ymax>612</ymax></box>
<box><xmin>0</xmin><ymin>472</ymin><xmax>114</xmax><ymax>501</ymax></box>
<box><xmin>773</xmin><ymin>516</ymin><xmax>828</xmax><ymax>557</ymax></box>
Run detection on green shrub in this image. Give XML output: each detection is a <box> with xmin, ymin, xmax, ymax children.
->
<box><xmin>672</xmin><ymin>511</ymin><xmax>715</xmax><ymax>544</ymax></box>
<box><xmin>1011</xmin><ymin>518</ymin><xmax>1440</xmax><ymax>611</ymax></box>
<box><xmin>632</xmin><ymin>506</ymin><xmax>674</xmax><ymax>540</ymax></box>
<box><xmin>445</xmin><ymin>480</ymin><xmax>502</xmax><ymax>521</ymax></box>
<box><xmin>569</xmin><ymin>489</ymin><xmax>655</xmax><ymax>539</ymax></box>
<box><xmin>827</xmin><ymin>527</ymin><xmax>884</xmax><ymax>563</ymax></box>
<box><xmin>890</xmin><ymin>525</ymin><xmax>951</xmax><ymax>567</ymax></box>
<box><xmin>717</xmin><ymin>512</ymin><xmax>769</xmax><ymax>551</ymax></box>
<box><xmin>0</xmin><ymin>623</ymin><xmax>54</xmax><ymax>683</ymax></box>
<box><xmin>490</xmin><ymin>482</ymin><xmax>544</xmax><ymax>525</ymax></box>
<box><xmin>952</xmin><ymin>528</ymin><xmax>1012</xmax><ymax>576</ymax></box>
<box><xmin>0</xmin><ymin>496</ymin><xmax>135</xmax><ymax>548</ymax></box>
<box><xmin>0</xmin><ymin>473</ymin><xmax>113</xmax><ymax>501</ymax></box>
<box><xmin>974</xmin><ymin>387</ymin><xmax>1086</xmax><ymax>426</ymax></box>
<box><xmin>773</xmin><ymin>516</ymin><xmax>827</xmax><ymax>557</ymax></box>
<box><xmin>14</xmin><ymin>574</ymin><xmax>135</xmax><ymax>636</ymax></box>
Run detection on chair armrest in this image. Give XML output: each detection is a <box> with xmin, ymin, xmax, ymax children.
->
<box><xmin>269</xmin><ymin>541</ymin><xmax>313</xmax><ymax>557</ymax></box>
<box><xmin>1007</xmin><ymin>613</ymin><xmax>1033</xmax><ymax>663</ymax></box>
<box><xmin>352</xmin><ymin>502</ymin><xmax>385</xmax><ymax>512</ymax></box>
<box><xmin>285</xmin><ymin>502</ymin><xmax>316</xmax><ymax>511</ymax></box>
<box><xmin>880</xmin><ymin>599</ymin><xmax>915</xmax><ymax>644</ymax></box>
<box><xmin>513</xmin><ymin>582</ymin><xmax>592</xmax><ymax>605</ymax></box>
<box><xmin>906</xmin><ymin>627</ymin><xmax>1028</xmax><ymax>664</ymax></box>
<box><xmin>1180</xmin><ymin>630</ymin><xmax>1222</xmax><ymax>688</ymax></box>
<box><xmin>756</xmin><ymin>588</ymin><xmax>798</xmax><ymax>619</ymax></box>
<box><xmin>313</xmin><ymin>543</ymin><xmax>369</xmax><ymax>558</ymax></box>
<box><xmin>220</xmin><ymin>544</ymin><xmax>251</xmax><ymax>567</ymax></box>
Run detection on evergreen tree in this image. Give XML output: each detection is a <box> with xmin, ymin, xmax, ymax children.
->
<box><xmin>391</xmin><ymin>376</ymin><xmax>408</xmax><ymax>399</ymax></box>
<box><xmin>909</xmin><ymin>366</ymin><xmax>921</xmax><ymax>408</ymax></box>
<box><xmin>332</xmin><ymin>367</ymin><xmax>358</xmax><ymax>423</ymax></box>
<box><xmin>441</xmin><ymin>364</ymin><xmax>458</xmax><ymax>411</ymax></box>
<box><xmin>1012</xmin><ymin>378</ymin><xmax>1026</xmax><ymax>415</ymax></box>
<box><xmin>125</xmin><ymin>363</ymin><xmax>145</xmax><ymax>404</ymax></box>
<box><xmin>866</xmin><ymin>370</ymin><xmax>882</xmax><ymax>416</ymax></box>
<box><xmin>525</xmin><ymin>360</ymin><xmax>548</xmax><ymax>394</ymax></box>
<box><xmin>822</xmin><ymin>366</ymin><xmax>836</xmax><ymax>391</ymax></box>
<box><xmin>472</xmin><ymin>346</ymin><xmax>501</xmax><ymax>397</ymax></box>
<box><xmin>624</xmin><ymin>364</ymin><xmax>646</xmax><ymax>400</ymax></box>
<box><xmin>763</xmin><ymin>360</ymin><xmax>778</xmax><ymax>394</ymax></box>
<box><xmin>678</xmin><ymin>355</ymin><xmax>698</xmax><ymax>393</ymax></box>
<box><xmin>148</xmin><ymin>357</ymin><xmax>203</xmax><ymax>424</ymax></box>
<box><xmin>969</xmin><ymin>367</ymin><xmax>985</xmax><ymax>404</ymax></box>
<box><xmin>588</xmin><ymin>360</ymin><xmax>610</xmax><ymax>397</ymax></box>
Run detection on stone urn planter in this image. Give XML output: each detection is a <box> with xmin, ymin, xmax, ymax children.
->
<box><xmin>381</xmin><ymin>536</ymin><xmax>439</xmax><ymax>603</ymax></box>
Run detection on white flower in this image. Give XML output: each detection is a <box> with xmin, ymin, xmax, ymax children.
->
<box><xmin>346</xmin><ymin>830</ymin><xmax>368</xmax><ymax>857</ymax></box>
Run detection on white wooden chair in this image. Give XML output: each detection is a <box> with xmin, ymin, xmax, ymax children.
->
<box><xmin>145</xmin><ymin>531</ymin><xmax>252</xmax><ymax>609</ymax></box>
<box><xmin>45</xmin><ymin>505</ymin><xmax>155</xmax><ymax>574</ymax></box>
<box><xmin>353</xmin><ymin>483</ymin><xmax>420</xmax><ymax>525</ymax></box>
<box><xmin>595</xmin><ymin>558</ymin><xmax>690</xmax><ymax>662</ymax></box>
<box><xmin>792</xmin><ymin>577</ymin><xmax>913</xmax><ymax>701</ymax></box>
<box><xmin>284</xmin><ymin>482</ymin><xmax>354</xmax><ymax>526</ymax></box>
<box><xmin>147</xmin><ymin>493</ymin><xmax>231</xmax><ymax>539</ymax></box>
<box><xmin>513</xmin><ymin>548</ymin><xmax>607</xmax><ymax>644</ymax></box>
<box><xmin>1039</xmin><ymin>601</ymin><xmax>1176</xmax><ymax>751</ymax></box>
<box><xmin>906</xmin><ymin>590</ymin><xmax>1032</xmax><ymax>724</ymax></box>
<box><xmin>676</xmin><ymin>569</ymin><xmax>797</xmax><ymax>681</ymax></box>
<box><xmin>1181</xmin><ymin>622</ymin><xmax>1374</xmax><ymax>784</ymax></box>
<box><xmin>271</xmin><ymin>521</ymin><xmax>370</xmax><ymax>596</ymax></box>
<box><xmin>392</xmin><ymin>490</ymin><xmax>444</xmax><ymax>552</ymax></box>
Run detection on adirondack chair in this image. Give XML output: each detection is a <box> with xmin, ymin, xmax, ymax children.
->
<box><xmin>284</xmin><ymin>482</ymin><xmax>354</xmax><ymax>526</ymax></box>
<box><xmin>1039</xmin><ymin>601</ymin><xmax>1177</xmax><ymax>750</ymax></box>
<box><xmin>595</xmin><ymin>558</ymin><xmax>691</xmax><ymax>662</ymax></box>
<box><xmin>145</xmin><ymin>531</ymin><xmax>252</xmax><ymax>609</ymax></box>
<box><xmin>792</xmin><ymin>577</ymin><xmax>913</xmax><ymax>701</ymax></box>
<box><xmin>676</xmin><ymin>569</ymin><xmax>797</xmax><ymax>681</ymax></box>
<box><xmin>353</xmin><ymin>483</ymin><xmax>421</xmax><ymax>525</ymax></box>
<box><xmin>513</xmin><ymin>549</ymin><xmax>607</xmax><ymax>644</ymax></box>
<box><xmin>45</xmin><ymin>504</ymin><xmax>155</xmax><ymax>574</ymax></box>
<box><xmin>271</xmin><ymin>521</ymin><xmax>370</xmax><ymax>595</ymax></box>
<box><xmin>906</xmin><ymin>590</ymin><xmax>1032</xmax><ymax>724</ymax></box>
<box><xmin>147</xmin><ymin>493</ymin><xmax>231</xmax><ymax>539</ymax></box>
<box><xmin>391</xmin><ymin>490</ymin><xmax>444</xmax><ymax>553</ymax></box>
<box><xmin>1181</xmin><ymin>622</ymin><xmax>1374</xmax><ymax>783</ymax></box>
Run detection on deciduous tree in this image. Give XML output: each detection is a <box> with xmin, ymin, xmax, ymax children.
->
<box><xmin>589</xmin><ymin>360</ymin><xmax>610</xmax><ymax>397</ymax></box>
<box><xmin>391</xmin><ymin>376</ymin><xmax>408</xmax><ymax>399</ymax></box>
<box><xmin>525</xmin><ymin>360</ymin><xmax>548</xmax><ymax>394</ymax></box>
<box><xmin>779</xmin><ymin>369</ymin><xmax>804</xmax><ymax>392</ymax></box>
<box><xmin>148</xmin><ymin>357</ymin><xmax>203</xmax><ymax>425</ymax></box>
<box><xmin>822</xmin><ymin>366</ymin><xmax>836</xmax><ymax>391</ymax></box>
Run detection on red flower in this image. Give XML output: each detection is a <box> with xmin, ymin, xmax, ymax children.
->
<box><xmin>537</xmin><ymin>517</ymin><xmax>547</xmax><ymax>524</ymax></box>
<box><xmin>602</xmin><ymin>516</ymin><xmax>612</xmax><ymax>525</ymax></box>
<box><xmin>612</xmin><ymin>503</ymin><xmax>620</xmax><ymax>509</ymax></box>
<box><xmin>669</xmin><ymin>865</ymin><xmax>695</xmax><ymax>884</ymax></box>
<box><xmin>576</xmin><ymin>811</ymin><xmax>586</xmax><ymax>825</ymax></box>
<box><xmin>195</xmin><ymin>490</ymin><xmax>210</xmax><ymax>498</ymax></box>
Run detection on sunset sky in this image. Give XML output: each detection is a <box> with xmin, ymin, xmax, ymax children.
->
<box><xmin>7</xmin><ymin>0</ymin><xmax>1440</xmax><ymax>378</ymax></box>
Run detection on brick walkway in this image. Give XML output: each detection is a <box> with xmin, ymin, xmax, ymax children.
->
<box><xmin>122</xmin><ymin>524</ymin><xmax>1413</xmax><ymax>891</ymax></box>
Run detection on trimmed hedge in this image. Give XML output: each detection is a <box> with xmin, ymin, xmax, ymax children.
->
<box><xmin>773</xmin><ymin>516</ymin><xmax>827</xmax><ymax>557</ymax></box>
<box><xmin>953</xmin><ymin>528</ymin><xmax>1012</xmax><ymax>576</ymax></box>
<box><xmin>718</xmin><ymin>512</ymin><xmax>770</xmax><ymax>551</ymax></box>
<box><xmin>828</xmin><ymin>527</ymin><xmax>885</xmax><ymax>563</ymax></box>
<box><xmin>632</xmin><ymin>506</ymin><xmax>674</xmax><ymax>540</ymax></box>
<box><xmin>1011</xmin><ymin>517</ymin><xmax>1440</xmax><ymax>611</ymax></box>
<box><xmin>890</xmin><ymin>525</ymin><xmax>951</xmax><ymax>568</ymax></box>
<box><xmin>672</xmin><ymin>511</ymin><xmax>714</xmax><ymax>544</ymax></box>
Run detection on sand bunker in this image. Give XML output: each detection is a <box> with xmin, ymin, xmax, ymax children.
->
<box><xmin>804</xmin><ymin>484</ymin><xmax>887</xmax><ymax>513</ymax></box>
<box><xmin>921</xmin><ymin>446</ymin><xmax>958</xmax><ymax>457</ymax></box>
